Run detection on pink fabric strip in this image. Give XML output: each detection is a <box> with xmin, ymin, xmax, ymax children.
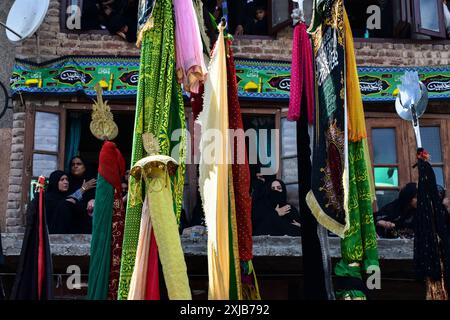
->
<box><xmin>288</xmin><ymin>22</ymin><xmax>314</xmax><ymax>124</ymax></box>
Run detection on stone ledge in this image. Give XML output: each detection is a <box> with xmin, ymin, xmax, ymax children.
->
<box><xmin>1</xmin><ymin>233</ymin><xmax>413</xmax><ymax>260</ymax></box>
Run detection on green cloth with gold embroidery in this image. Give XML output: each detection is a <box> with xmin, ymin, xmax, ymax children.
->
<box><xmin>335</xmin><ymin>141</ymin><xmax>379</xmax><ymax>299</ymax></box>
<box><xmin>117</xmin><ymin>0</ymin><xmax>186</xmax><ymax>300</ymax></box>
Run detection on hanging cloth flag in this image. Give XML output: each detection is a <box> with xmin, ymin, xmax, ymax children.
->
<box><xmin>306</xmin><ymin>0</ymin><xmax>349</xmax><ymax>238</ymax></box>
<box><xmin>11</xmin><ymin>176</ymin><xmax>54</xmax><ymax>300</ymax></box>
<box><xmin>87</xmin><ymin>141</ymin><xmax>126</xmax><ymax>300</ymax></box>
<box><xmin>414</xmin><ymin>149</ymin><xmax>450</xmax><ymax>300</ymax></box>
<box><xmin>288</xmin><ymin>22</ymin><xmax>314</xmax><ymax>124</ymax></box>
<box><xmin>333</xmin><ymin>10</ymin><xmax>379</xmax><ymax>300</ymax></box>
<box><xmin>128</xmin><ymin>156</ymin><xmax>191</xmax><ymax>300</ymax></box>
<box><xmin>225</xmin><ymin>38</ymin><xmax>260</xmax><ymax>300</ymax></box>
<box><xmin>127</xmin><ymin>197</ymin><xmax>160</xmax><ymax>300</ymax></box>
<box><xmin>289</xmin><ymin>19</ymin><xmax>332</xmax><ymax>299</ymax></box>
<box><xmin>173</xmin><ymin>0</ymin><xmax>207</xmax><ymax>94</ymax></box>
<box><xmin>118</xmin><ymin>0</ymin><xmax>186</xmax><ymax>300</ymax></box>
<box><xmin>197</xmin><ymin>23</ymin><xmax>234</xmax><ymax>300</ymax></box>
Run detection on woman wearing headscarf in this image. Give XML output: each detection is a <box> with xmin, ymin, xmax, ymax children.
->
<box><xmin>45</xmin><ymin>170</ymin><xmax>71</xmax><ymax>233</ymax></box>
<box><xmin>67</xmin><ymin>156</ymin><xmax>97</xmax><ymax>233</ymax></box>
<box><xmin>252</xmin><ymin>179</ymin><xmax>301</xmax><ymax>236</ymax></box>
<box><xmin>375</xmin><ymin>182</ymin><xmax>417</xmax><ymax>239</ymax></box>
<box><xmin>46</xmin><ymin>170</ymin><xmax>95</xmax><ymax>234</ymax></box>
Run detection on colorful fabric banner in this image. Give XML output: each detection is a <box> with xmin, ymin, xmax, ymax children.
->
<box><xmin>288</xmin><ymin>22</ymin><xmax>314</xmax><ymax>124</ymax></box>
<box><xmin>306</xmin><ymin>0</ymin><xmax>349</xmax><ymax>238</ymax></box>
<box><xmin>333</xmin><ymin>10</ymin><xmax>379</xmax><ymax>300</ymax></box>
<box><xmin>128</xmin><ymin>156</ymin><xmax>191</xmax><ymax>300</ymax></box>
<box><xmin>197</xmin><ymin>25</ymin><xmax>232</xmax><ymax>300</ymax></box>
<box><xmin>226</xmin><ymin>39</ymin><xmax>260</xmax><ymax>299</ymax></box>
<box><xmin>118</xmin><ymin>0</ymin><xmax>186</xmax><ymax>300</ymax></box>
<box><xmin>88</xmin><ymin>141</ymin><xmax>126</xmax><ymax>300</ymax></box>
<box><xmin>10</xmin><ymin>56</ymin><xmax>450</xmax><ymax>102</ymax></box>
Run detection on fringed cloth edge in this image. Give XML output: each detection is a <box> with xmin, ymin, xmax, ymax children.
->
<box><xmin>306</xmin><ymin>190</ymin><xmax>348</xmax><ymax>238</ymax></box>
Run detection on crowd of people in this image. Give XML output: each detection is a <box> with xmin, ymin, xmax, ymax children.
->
<box><xmin>205</xmin><ymin>0</ymin><xmax>269</xmax><ymax>36</ymax></box>
<box><xmin>42</xmin><ymin>156</ymin><xmax>129</xmax><ymax>234</ymax></box>
<box><xmin>43</xmin><ymin>155</ymin><xmax>450</xmax><ymax>239</ymax></box>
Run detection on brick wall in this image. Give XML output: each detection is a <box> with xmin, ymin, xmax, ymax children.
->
<box><xmin>15</xmin><ymin>0</ymin><xmax>450</xmax><ymax>67</ymax></box>
<box><xmin>6</xmin><ymin>111</ymin><xmax>26</xmax><ymax>233</ymax></box>
<box><xmin>16</xmin><ymin>0</ymin><xmax>140</xmax><ymax>61</ymax></box>
<box><xmin>0</xmin><ymin>0</ymin><xmax>14</xmax><ymax>232</ymax></box>
<box><xmin>233</xmin><ymin>28</ymin><xmax>450</xmax><ymax>67</ymax></box>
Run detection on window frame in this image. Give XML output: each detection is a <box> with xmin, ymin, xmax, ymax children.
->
<box><xmin>366</xmin><ymin>116</ymin><xmax>410</xmax><ymax>210</ymax></box>
<box><xmin>267</xmin><ymin>0</ymin><xmax>293</xmax><ymax>35</ymax></box>
<box><xmin>406</xmin><ymin>118</ymin><xmax>450</xmax><ymax>188</ymax></box>
<box><xmin>22</xmin><ymin>104</ymin><xmax>66</xmax><ymax>214</ymax></box>
<box><xmin>412</xmin><ymin>0</ymin><xmax>447</xmax><ymax>38</ymax></box>
<box><xmin>60</xmin><ymin>0</ymin><xmax>110</xmax><ymax>35</ymax></box>
<box><xmin>349</xmin><ymin>0</ymin><xmax>450</xmax><ymax>41</ymax></box>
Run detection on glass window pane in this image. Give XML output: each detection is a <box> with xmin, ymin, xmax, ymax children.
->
<box><xmin>34</xmin><ymin>112</ymin><xmax>59</xmax><ymax>152</ymax></box>
<box><xmin>33</xmin><ymin>153</ymin><xmax>58</xmax><ymax>177</ymax></box>
<box><xmin>374</xmin><ymin>167</ymin><xmax>399</xmax><ymax>187</ymax></box>
<box><xmin>433</xmin><ymin>166</ymin><xmax>445</xmax><ymax>187</ymax></box>
<box><xmin>272</xmin><ymin>0</ymin><xmax>290</xmax><ymax>26</ymax></box>
<box><xmin>372</xmin><ymin>128</ymin><xmax>397</xmax><ymax>164</ymax></box>
<box><xmin>421</xmin><ymin>127</ymin><xmax>442</xmax><ymax>162</ymax></box>
<box><xmin>375</xmin><ymin>189</ymin><xmax>399</xmax><ymax>211</ymax></box>
<box><xmin>419</xmin><ymin>0</ymin><xmax>440</xmax><ymax>32</ymax></box>
<box><xmin>281</xmin><ymin>118</ymin><xmax>297</xmax><ymax>157</ymax></box>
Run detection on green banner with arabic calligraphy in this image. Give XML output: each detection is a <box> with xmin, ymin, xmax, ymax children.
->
<box><xmin>10</xmin><ymin>56</ymin><xmax>450</xmax><ymax>102</ymax></box>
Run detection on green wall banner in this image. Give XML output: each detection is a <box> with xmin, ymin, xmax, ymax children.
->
<box><xmin>10</xmin><ymin>56</ymin><xmax>450</xmax><ymax>102</ymax></box>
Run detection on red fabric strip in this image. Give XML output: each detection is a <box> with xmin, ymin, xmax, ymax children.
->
<box><xmin>226</xmin><ymin>40</ymin><xmax>253</xmax><ymax>261</ymax></box>
<box><xmin>37</xmin><ymin>177</ymin><xmax>45</xmax><ymax>300</ymax></box>
<box><xmin>145</xmin><ymin>230</ymin><xmax>160</xmax><ymax>300</ymax></box>
<box><xmin>107</xmin><ymin>189</ymin><xmax>125</xmax><ymax>300</ymax></box>
<box><xmin>98</xmin><ymin>141</ymin><xmax>126</xmax><ymax>192</ymax></box>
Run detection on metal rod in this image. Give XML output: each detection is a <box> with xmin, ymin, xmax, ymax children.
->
<box><xmin>0</xmin><ymin>21</ymin><xmax>22</xmax><ymax>39</ymax></box>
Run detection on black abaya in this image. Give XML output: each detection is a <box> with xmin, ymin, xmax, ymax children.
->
<box><xmin>10</xmin><ymin>190</ymin><xmax>54</xmax><ymax>300</ymax></box>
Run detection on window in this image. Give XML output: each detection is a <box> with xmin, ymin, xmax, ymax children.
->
<box><xmin>370</xmin><ymin>126</ymin><xmax>401</xmax><ymax>209</ymax></box>
<box><xmin>421</xmin><ymin>126</ymin><xmax>445</xmax><ymax>186</ymax></box>
<box><xmin>407</xmin><ymin>119</ymin><xmax>450</xmax><ymax>189</ymax></box>
<box><xmin>366</xmin><ymin>117</ymin><xmax>411</xmax><ymax>210</ymax></box>
<box><xmin>23</xmin><ymin>107</ymin><xmax>66</xmax><ymax>205</ymax></box>
<box><xmin>413</xmin><ymin>0</ymin><xmax>447</xmax><ymax>38</ymax></box>
<box><xmin>345</xmin><ymin>0</ymin><xmax>450</xmax><ymax>39</ymax></box>
<box><xmin>204</xmin><ymin>0</ymin><xmax>291</xmax><ymax>37</ymax></box>
<box><xmin>366</xmin><ymin>114</ymin><xmax>450</xmax><ymax>211</ymax></box>
<box><xmin>61</xmin><ymin>0</ymin><xmax>138</xmax><ymax>42</ymax></box>
<box><xmin>32</xmin><ymin>112</ymin><xmax>63</xmax><ymax>177</ymax></box>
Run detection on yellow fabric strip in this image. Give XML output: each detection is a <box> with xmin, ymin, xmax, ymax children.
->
<box><xmin>198</xmin><ymin>26</ymin><xmax>231</xmax><ymax>300</ymax></box>
<box><xmin>128</xmin><ymin>195</ymin><xmax>152</xmax><ymax>300</ymax></box>
<box><xmin>306</xmin><ymin>190</ymin><xmax>347</xmax><ymax>238</ymax></box>
<box><xmin>146</xmin><ymin>167</ymin><xmax>191</xmax><ymax>300</ymax></box>
<box><xmin>344</xmin><ymin>10</ymin><xmax>368</xmax><ymax>142</ymax></box>
<box><xmin>363</xmin><ymin>139</ymin><xmax>377</xmax><ymax>202</ymax></box>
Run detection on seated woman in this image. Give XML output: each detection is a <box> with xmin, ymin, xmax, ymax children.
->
<box><xmin>375</xmin><ymin>182</ymin><xmax>417</xmax><ymax>239</ymax></box>
<box><xmin>252</xmin><ymin>179</ymin><xmax>301</xmax><ymax>236</ymax></box>
<box><xmin>68</xmin><ymin>156</ymin><xmax>97</xmax><ymax>233</ymax></box>
<box><xmin>46</xmin><ymin>170</ymin><xmax>95</xmax><ymax>234</ymax></box>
